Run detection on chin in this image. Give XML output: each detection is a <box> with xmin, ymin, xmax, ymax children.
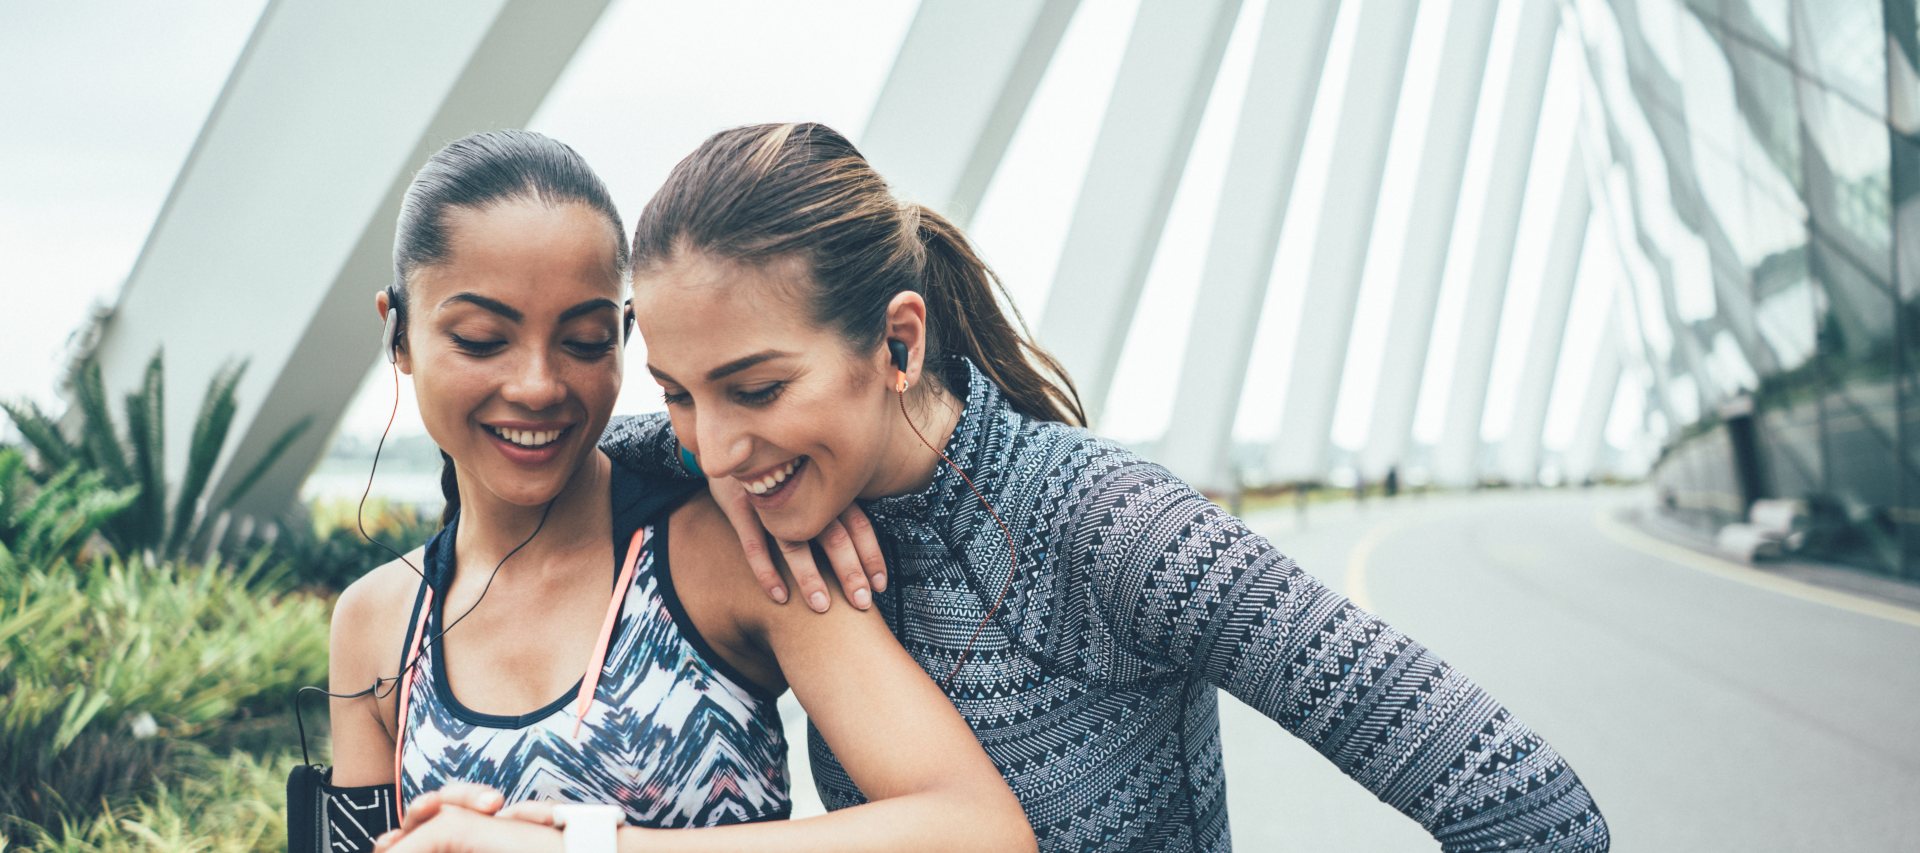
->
<box><xmin>762</xmin><ymin>505</ymin><xmax>839</xmax><ymax>544</ymax></box>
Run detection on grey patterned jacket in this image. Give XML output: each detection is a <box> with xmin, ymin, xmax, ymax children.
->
<box><xmin>600</xmin><ymin>357</ymin><xmax>1608</xmax><ymax>852</ymax></box>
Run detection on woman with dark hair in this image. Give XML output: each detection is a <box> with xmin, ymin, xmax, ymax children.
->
<box><xmin>324</xmin><ymin>128</ymin><xmax>1035</xmax><ymax>853</ymax></box>
<box><xmin>587</xmin><ymin>122</ymin><xmax>1611</xmax><ymax>851</ymax></box>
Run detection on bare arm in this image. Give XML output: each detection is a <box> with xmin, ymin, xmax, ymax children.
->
<box><xmin>328</xmin><ymin>553</ymin><xmax>424</xmax><ymax>787</ymax></box>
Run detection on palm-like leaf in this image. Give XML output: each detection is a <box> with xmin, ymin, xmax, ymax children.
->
<box><xmin>122</xmin><ymin>353</ymin><xmax>169</xmax><ymax>552</ymax></box>
<box><xmin>69</xmin><ymin>359</ymin><xmax>132</xmax><ymax>488</ymax></box>
<box><xmin>168</xmin><ymin>361</ymin><xmax>243</xmax><ymax>554</ymax></box>
<box><xmin>1</xmin><ymin>399</ymin><xmax>78</xmax><ymax>476</ymax></box>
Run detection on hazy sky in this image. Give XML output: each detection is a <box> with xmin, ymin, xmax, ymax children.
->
<box><xmin>0</xmin><ymin>0</ymin><xmax>1615</xmax><ymax>471</ymax></box>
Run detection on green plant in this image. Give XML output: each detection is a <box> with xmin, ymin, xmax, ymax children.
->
<box><xmin>0</xmin><ymin>550</ymin><xmax>329</xmax><ymax>833</ymax></box>
<box><xmin>274</xmin><ymin>496</ymin><xmax>439</xmax><ymax>591</ymax></box>
<box><xmin>0</xmin><ymin>448</ymin><xmax>138</xmax><ymax>570</ymax></box>
<box><xmin>2</xmin><ymin>351</ymin><xmax>311</xmax><ymax>559</ymax></box>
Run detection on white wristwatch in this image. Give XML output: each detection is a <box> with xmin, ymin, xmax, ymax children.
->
<box><xmin>551</xmin><ymin>803</ymin><xmax>623</xmax><ymax>853</ymax></box>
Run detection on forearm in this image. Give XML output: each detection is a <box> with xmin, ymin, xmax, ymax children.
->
<box><xmin>618</xmin><ymin>788</ymin><xmax>1035</xmax><ymax>853</ymax></box>
<box><xmin>1200</xmin><ymin>560</ymin><xmax>1608</xmax><ymax>850</ymax></box>
<box><xmin>1089</xmin><ymin>466</ymin><xmax>1608</xmax><ymax>851</ymax></box>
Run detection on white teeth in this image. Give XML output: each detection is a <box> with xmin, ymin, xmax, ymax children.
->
<box><xmin>494</xmin><ymin>427</ymin><xmax>562</xmax><ymax>448</ymax></box>
<box><xmin>743</xmin><ymin>458</ymin><xmax>801</xmax><ymax>496</ymax></box>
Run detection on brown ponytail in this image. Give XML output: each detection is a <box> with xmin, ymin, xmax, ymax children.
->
<box><xmin>909</xmin><ymin>205</ymin><xmax>1085</xmax><ymax>426</ymax></box>
<box><xmin>632</xmin><ymin>122</ymin><xmax>1086</xmax><ymax>427</ymax></box>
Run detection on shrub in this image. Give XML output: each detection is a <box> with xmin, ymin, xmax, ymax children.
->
<box><xmin>0</xmin><ymin>550</ymin><xmax>329</xmax><ymax>835</ymax></box>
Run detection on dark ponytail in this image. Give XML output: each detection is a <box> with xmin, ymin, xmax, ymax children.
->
<box><xmin>393</xmin><ymin>129</ymin><xmax>628</xmax><ymax>527</ymax></box>
<box><xmin>438</xmin><ymin>451</ymin><xmax>460</xmax><ymax>527</ymax></box>
<box><xmin>632</xmin><ymin>122</ymin><xmax>1085</xmax><ymax>426</ymax></box>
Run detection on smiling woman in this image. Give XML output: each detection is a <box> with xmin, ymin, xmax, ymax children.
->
<box><xmin>310</xmin><ymin>129</ymin><xmax>1035</xmax><ymax>853</ymax></box>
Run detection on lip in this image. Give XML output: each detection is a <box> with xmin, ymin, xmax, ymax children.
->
<box><xmin>480</xmin><ymin>421</ymin><xmax>574</xmax><ymax>467</ymax></box>
<box><xmin>741</xmin><ymin>456</ymin><xmax>808</xmax><ymax>511</ymax></box>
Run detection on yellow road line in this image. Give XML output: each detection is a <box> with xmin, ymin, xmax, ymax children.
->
<box><xmin>1344</xmin><ymin>519</ymin><xmax>1405</xmax><ymax>613</ymax></box>
<box><xmin>1592</xmin><ymin>506</ymin><xmax>1920</xmax><ymax>630</ymax></box>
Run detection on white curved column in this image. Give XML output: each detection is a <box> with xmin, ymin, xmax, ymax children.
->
<box><xmin>1263</xmin><ymin>0</ymin><xmax>1424</xmax><ymax>483</ymax></box>
<box><xmin>1498</xmin><ymin>147</ymin><xmax>1591</xmax><ymax>484</ymax></box>
<box><xmin>1036</xmin><ymin>0</ymin><xmax>1243</xmax><ymax>425</ymax></box>
<box><xmin>87</xmin><ymin>0</ymin><xmax>612</xmax><ymax>517</ymax></box>
<box><xmin>1357</xmin><ymin>0</ymin><xmax>1504</xmax><ymax>477</ymax></box>
<box><xmin>860</xmin><ymin>0</ymin><xmax>1079</xmax><ymax>226</ymax></box>
<box><xmin>1432</xmin><ymin>0</ymin><xmax>1562</xmax><ymax>487</ymax></box>
<box><xmin>1154</xmin><ymin>0</ymin><xmax>1340</xmax><ymax>494</ymax></box>
<box><xmin>1567</xmin><ymin>300</ymin><xmax>1624</xmax><ymax>484</ymax></box>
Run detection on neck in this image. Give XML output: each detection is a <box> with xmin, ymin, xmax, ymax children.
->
<box><xmin>864</xmin><ymin>380</ymin><xmax>965</xmax><ymax>499</ymax></box>
<box><xmin>451</xmin><ymin>451</ymin><xmax>610</xmax><ymax>577</ymax></box>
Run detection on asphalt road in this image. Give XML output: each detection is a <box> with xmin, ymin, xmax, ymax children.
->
<box><xmin>782</xmin><ymin>488</ymin><xmax>1920</xmax><ymax>850</ymax></box>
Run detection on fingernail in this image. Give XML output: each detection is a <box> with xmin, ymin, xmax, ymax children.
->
<box><xmin>854</xmin><ymin>588</ymin><xmax>871</xmax><ymax>609</ymax></box>
<box><xmin>482</xmin><ymin>791</ymin><xmax>502</xmax><ymax>808</ymax></box>
<box><xmin>771</xmin><ymin>585</ymin><xmax>789</xmax><ymax>604</ymax></box>
<box><xmin>809</xmin><ymin>591</ymin><xmax>829</xmax><ymax>612</ymax></box>
<box><xmin>873</xmin><ymin>573</ymin><xmax>887</xmax><ymax>592</ymax></box>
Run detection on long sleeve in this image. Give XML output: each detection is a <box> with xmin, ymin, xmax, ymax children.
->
<box><xmin>1078</xmin><ymin>462</ymin><xmax>1609</xmax><ymax>852</ymax></box>
<box><xmin>599</xmin><ymin>413</ymin><xmax>696</xmax><ymax>483</ymax></box>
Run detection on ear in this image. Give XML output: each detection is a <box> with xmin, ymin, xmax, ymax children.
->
<box><xmin>881</xmin><ymin>291</ymin><xmax>929</xmax><ymax>390</ymax></box>
<box><xmin>375</xmin><ymin>288</ymin><xmax>414</xmax><ymax>374</ymax></box>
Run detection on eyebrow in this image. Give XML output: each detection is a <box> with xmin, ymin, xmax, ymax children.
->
<box><xmin>648</xmin><ymin>350</ymin><xmax>794</xmax><ymax>384</ymax></box>
<box><xmin>441</xmin><ymin>293</ymin><xmax>619</xmax><ymax>324</ymax></box>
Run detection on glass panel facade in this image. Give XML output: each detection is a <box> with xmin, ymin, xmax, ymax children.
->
<box><xmin>1593</xmin><ymin>0</ymin><xmax>1917</xmax><ymax>578</ymax></box>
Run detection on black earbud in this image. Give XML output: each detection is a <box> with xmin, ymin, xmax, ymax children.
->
<box><xmin>888</xmin><ymin>339</ymin><xmax>909</xmax><ymax>374</ymax></box>
<box><xmin>622</xmin><ymin>301</ymin><xmax>636</xmax><ymax>347</ymax></box>
<box><xmin>381</xmin><ymin>285</ymin><xmax>406</xmax><ymax>364</ymax></box>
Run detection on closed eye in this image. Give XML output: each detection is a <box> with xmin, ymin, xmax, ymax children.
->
<box><xmin>734</xmin><ymin>383</ymin><xmax>784</xmax><ymax>406</ymax></box>
<box><xmin>448</xmin><ymin>333</ymin><xmax>505</xmax><ymax>355</ymax></box>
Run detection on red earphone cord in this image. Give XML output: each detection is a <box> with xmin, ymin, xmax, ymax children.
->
<box><xmin>897</xmin><ymin>380</ymin><xmax>1018</xmax><ymax>691</ymax></box>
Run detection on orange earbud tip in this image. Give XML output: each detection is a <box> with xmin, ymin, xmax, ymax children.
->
<box><xmin>897</xmin><ymin>373</ymin><xmax>909</xmax><ymax>393</ymax></box>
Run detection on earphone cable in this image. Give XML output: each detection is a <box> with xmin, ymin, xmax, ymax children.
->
<box><xmin>897</xmin><ymin>387</ymin><xmax>1017</xmax><ymax>692</ymax></box>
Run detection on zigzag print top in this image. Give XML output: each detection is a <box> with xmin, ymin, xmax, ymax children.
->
<box><xmin>601</xmin><ymin>358</ymin><xmax>1609</xmax><ymax>852</ymax></box>
<box><xmin>396</xmin><ymin>464</ymin><xmax>790</xmax><ymax>827</ymax></box>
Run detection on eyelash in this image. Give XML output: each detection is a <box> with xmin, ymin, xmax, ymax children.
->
<box><xmin>659</xmin><ymin>383</ymin><xmax>786</xmax><ymax>407</ymax></box>
<box><xmin>447</xmin><ymin>334</ymin><xmax>615</xmax><ymax>359</ymax></box>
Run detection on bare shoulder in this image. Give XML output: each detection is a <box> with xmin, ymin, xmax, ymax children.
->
<box><xmin>330</xmin><ymin>548</ymin><xmax>429</xmax><ymax>680</ymax></box>
<box><xmin>665</xmin><ymin>495</ymin><xmax>765</xmax><ymax>623</ymax></box>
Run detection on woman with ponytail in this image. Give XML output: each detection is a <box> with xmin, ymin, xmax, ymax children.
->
<box><xmin>592</xmin><ymin>122</ymin><xmax>1610</xmax><ymax>852</ymax></box>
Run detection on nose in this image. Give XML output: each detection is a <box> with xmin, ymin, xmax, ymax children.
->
<box><xmin>692</xmin><ymin>405</ymin><xmax>755</xmax><ymax>479</ymax></box>
<box><xmin>500</xmin><ymin>348</ymin><xmax>566</xmax><ymax>413</ymax></box>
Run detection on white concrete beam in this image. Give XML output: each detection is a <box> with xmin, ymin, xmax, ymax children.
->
<box><xmin>860</xmin><ymin>0</ymin><xmax>1079</xmax><ymax>226</ymax></box>
<box><xmin>1358</xmin><ymin>0</ymin><xmax>1504</xmax><ymax>477</ymax></box>
<box><xmin>1036</xmin><ymin>0</ymin><xmax>1242</xmax><ymax>425</ymax></box>
<box><xmin>1498</xmin><ymin>147</ymin><xmax>1591</xmax><ymax>484</ymax></box>
<box><xmin>1154</xmin><ymin>0</ymin><xmax>1340</xmax><ymax>494</ymax></box>
<box><xmin>1566</xmin><ymin>300</ymin><xmax>1623</xmax><ymax>484</ymax></box>
<box><xmin>1263</xmin><ymin>0</ymin><xmax>1424</xmax><ymax>482</ymax></box>
<box><xmin>1432</xmin><ymin>0</ymin><xmax>1562</xmax><ymax>487</ymax></box>
<box><xmin>88</xmin><ymin>0</ymin><xmax>612</xmax><ymax>518</ymax></box>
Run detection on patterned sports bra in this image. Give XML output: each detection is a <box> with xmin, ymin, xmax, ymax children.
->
<box><xmin>394</xmin><ymin>468</ymin><xmax>790</xmax><ymax>827</ymax></box>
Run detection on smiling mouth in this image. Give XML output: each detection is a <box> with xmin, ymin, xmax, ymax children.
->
<box><xmin>742</xmin><ymin>457</ymin><xmax>807</xmax><ymax>496</ymax></box>
<box><xmin>484</xmin><ymin>424</ymin><xmax>571</xmax><ymax>448</ymax></box>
